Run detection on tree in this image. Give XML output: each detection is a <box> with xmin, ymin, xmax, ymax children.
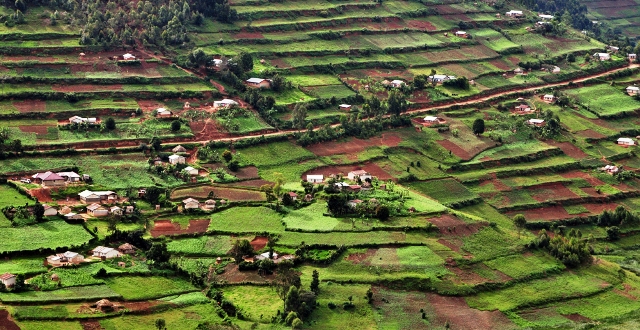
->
<box><xmin>230</xmin><ymin>239</ymin><xmax>253</xmax><ymax>262</ymax></box>
<box><xmin>386</xmin><ymin>90</ymin><xmax>408</xmax><ymax>116</ymax></box>
<box><xmin>282</xmin><ymin>192</ymin><xmax>294</xmax><ymax>206</ymax></box>
<box><xmin>33</xmin><ymin>202</ymin><xmax>45</xmax><ymax>222</ymax></box>
<box><xmin>105</xmin><ymin>117</ymin><xmax>116</xmax><ymax>130</ymax></box>
<box><xmin>155</xmin><ymin>318</ymin><xmax>166</xmax><ymax>330</ymax></box>
<box><xmin>228</xmin><ymin>160</ymin><xmax>239</xmax><ymax>172</ymax></box>
<box><xmin>513</xmin><ymin>214</ymin><xmax>527</xmax><ymax>238</ymax></box>
<box><xmin>170</xmin><ymin>120</ymin><xmax>181</xmax><ymax>132</ymax></box>
<box><xmin>188</xmin><ymin>48</ymin><xmax>209</xmax><ymax>67</ymax></box>
<box><xmin>291</xmin><ymin>318</ymin><xmax>303</xmax><ymax>329</ymax></box>
<box><xmin>222</xmin><ymin>150</ymin><xmax>233</xmax><ymax>162</ymax></box>
<box><xmin>144</xmin><ymin>187</ymin><xmax>164</xmax><ymax>205</ymax></box>
<box><xmin>13</xmin><ymin>274</ymin><xmax>25</xmax><ymax>292</ymax></box>
<box><xmin>607</xmin><ymin>226</ymin><xmax>620</xmax><ymax>241</ymax></box>
<box><xmin>292</xmin><ymin>103</ymin><xmax>308</xmax><ymax>130</ymax></box>
<box><xmin>147</xmin><ymin>243</ymin><xmax>170</xmax><ymax>263</ymax></box>
<box><xmin>285</xmin><ymin>286</ymin><xmax>300</xmax><ymax>313</ymax></box>
<box><xmin>274</xmin><ymin>260</ymin><xmax>301</xmax><ymax>309</ymax></box>
<box><xmin>239</xmin><ymin>52</ymin><xmax>253</xmax><ymax>71</ymax></box>
<box><xmin>472</xmin><ymin>118</ymin><xmax>485</xmax><ymax>135</ymax></box>
<box><xmin>375</xmin><ymin>205</ymin><xmax>390</xmax><ymax>221</ymax></box>
<box><xmin>150</xmin><ymin>137</ymin><xmax>162</xmax><ymax>151</ymax></box>
<box><xmin>310</xmin><ymin>270</ymin><xmax>319</xmax><ymax>294</ymax></box>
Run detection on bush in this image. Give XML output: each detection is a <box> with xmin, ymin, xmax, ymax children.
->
<box><xmin>171</xmin><ymin>120</ymin><xmax>181</xmax><ymax>132</ymax></box>
<box><xmin>105</xmin><ymin>118</ymin><xmax>116</xmax><ymax>130</ymax></box>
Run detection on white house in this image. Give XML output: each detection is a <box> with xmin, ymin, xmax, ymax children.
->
<box><xmin>455</xmin><ymin>31</ymin><xmax>468</xmax><ymax>38</ymax></box>
<box><xmin>618</xmin><ymin>137</ymin><xmax>636</xmax><ymax>146</ymax></box>
<box><xmin>204</xmin><ymin>199</ymin><xmax>216</xmax><ymax>209</ymax></box>
<box><xmin>306</xmin><ymin>175</ymin><xmax>324</xmax><ymax>183</ymax></box>
<box><xmin>183</xmin><ymin>166</ymin><xmax>199</xmax><ymax>176</ymax></box>
<box><xmin>122</xmin><ymin>53</ymin><xmax>136</xmax><ymax>60</ymax></box>
<box><xmin>390</xmin><ymin>80</ymin><xmax>405</xmax><ymax>88</ymax></box>
<box><xmin>339</xmin><ymin>104</ymin><xmax>352</xmax><ymax>111</ymax></box>
<box><xmin>57</xmin><ymin>171</ymin><xmax>81</xmax><ymax>182</ymax></box>
<box><xmin>536</xmin><ymin>21</ymin><xmax>550</xmax><ymax>26</ymax></box>
<box><xmin>506</xmin><ymin>10</ymin><xmax>523</xmax><ymax>17</ymax></box>
<box><xmin>428</xmin><ymin>75</ymin><xmax>456</xmax><ymax>83</ymax></box>
<box><xmin>92</xmin><ymin>246</ymin><xmax>120</xmax><ymax>259</ymax></box>
<box><xmin>64</xmin><ymin>212</ymin><xmax>83</xmax><ymax>220</ymax></box>
<box><xmin>69</xmin><ymin>116</ymin><xmax>97</xmax><ymax>124</ymax></box>
<box><xmin>110</xmin><ymin>206</ymin><xmax>123</xmax><ymax>216</ymax></box>
<box><xmin>78</xmin><ymin>190</ymin><xmax>117</xmax><ymax>203</ymax></box>
<box><xmin>47</xmin><ymin>251</ymin><xmax>84</xmax><ymax>265</ymax></box>
<box><xmin>629</xmin><ymin>54</ymin><xmax>637</xmax><ymax>61</ymax></box>
<box><xmin>593</xmin><ymin>53</ymin><xmax>611</xmax><ymax>61</ymax></box>
<box><xmin>347</xmin><ymin>199</ymin><xmax>363</xmax><ymax>209</ymax></box>
<box><xmin>626</xmin><ymin>86</ymin><xmax>640</xmax><ymax>95</ymax></box>
<box><xmin>0</xmin><ymin>273</ymin><xmax>16</xmax><ymax>287</ymax></box>
<box><xmin>552</xmin><ymin>66</ymin><xmax>561</xmax><ymax>74</ymax></box>
<box><xmin>424</xmin><ymin>116</ymin><xmax>440</xmax><ymax>124</ymax></box>
<box><xmin>608</xmin><ymin>46</ymin><xmax>619</xmax><ymax>53</ymax></box>
<box><xmin>87</xmin><ymin>203</ymin><xmax>109</xmax><ymax>217</ymax></box>
<box><xmin>213</xmin><ymin>99</ymin><xmax>239</xmax><ymax>109</ymax></box>
<box><xmin>527</xmin><ymin>118</ymin><xmax>545</xmax><ymax>126</ymax></box>
<box><xmin>156</xmin><ymin>108</ymin><xmax>172</xmax><ymax>118</ymax></box>
<box><xmin>538</xmin><ymin>14</ymin><xmax>554</xmax><ymax>20</ymax></box>
<box><xmin>182</xmin><ymin>198</ymin><xmax>200</xmax><ymax>209</ymax></box>
<box><xmin>348</xmin><ymin>170</ymin><xmax>372</xmax><ymax>181</ymax></box>
<box><xmin>213</xmin><ymin>58</ymin><xmax>223</xmax><ymax>67</ymax></box>
<box><xmin>246</xmin><ymin>78</ymin><xmax>271</xmax><ymax>88</ymax></box>
<box><xmin>168</xmin><ymin>154</ymin><xmax>186</xmax><ymax>165</ymax></box>
<box><xmin>334</xmin><ymin>182</ymin><xmax>350</xmax><ymax>190</ymax></box>
<box><xmin>514</xmin><ymin>67</ymin><xmax>525</xmax><ymax>75</ymax></box>
<box><xmin>543</xmin><ymin>94</ymin><xmax>556</xmax><ymax>103</ymax></box>
<box><xmin>43</xmin><ymin>204</ymin><xmax>58</xmax><ymax>217</ymax></box>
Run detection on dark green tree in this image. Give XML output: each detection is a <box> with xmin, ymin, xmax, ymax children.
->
<box><xmin>310</xmin><ymin>270</ymin><xmax>320</xmax><ymax>294</ymax></box>
<box><xmin>472</xmin><ymin>118</ymin><xmax>485</xmax><ymax>135</ymax></box>
<box><xmin>105</xmin><ymin>117</ymin><xmax>116</xmax><ymax>130</ymax></box>
<box><xmin>171</xmin><ymin>120</ymin><xmax>181</xmax><ymax>132</ymax></box>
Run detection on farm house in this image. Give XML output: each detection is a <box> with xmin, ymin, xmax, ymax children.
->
<box><xmin>168</xmin><ymin>154</ymin><xmax>186</xmax><ymax>165</ymax></box>
<box><xmin>87</xmin><ymin>204</ymin><xmax>109</xmax><ymax>217</ymax></box>
<box><xmin>182</xmin><ymin>198</ymin><xmax>200</xmax><ymax>209</ymax></box>
<box><xmin>543</xmin><ymin>94</ymin><xmax>556</xmax><ymax>102</ymax></box>
<box><xmin>593</xmin><ymin>53</ymin><xmax>611</xmax><ymax>61</ymax></box>
<box><xmin>0</xmin><ymin>273</ymin><xmax>16</xmax><ymax>287</ymax></box>
<box><xmin>627</xmin><ymin>86</ymin><xmax>640</xmax><ymax>95</ymax></box>
<box><xmin>506</xmin><ymin>10</ymin><xmax>523</xmax><ymax>17</ymax></box>
<box><xmin>306</xmin><ymin>175</ymin><xmax>324</xmax><ymax>183</ymax></box>
<box><xmin>246</xmin><ymin>78</ymin><xmax>271</xmax><ymax>88</ymax></box>
<box><xmin>618</xmin><ymin>137</ymin><xmax>636</xmax><ymax>146</ymax></box>
<box><xmin>348</xmin><ymin>170</ymin><xmax>372</xmax><ymax>181</ymax></box>
<box><xmin>92</xmin><ymin>246</ymin><xmax>120</xmax><ymax>259</ymax></box>
<box><xmin>213</xmin><ymin>99</ymin><xmax>239</xmax><ymax>109</ymax></box>
<box><xmin>31</xmin><ymin>171</ymin><xmax>66</xmax><ymax>187</ymax></box>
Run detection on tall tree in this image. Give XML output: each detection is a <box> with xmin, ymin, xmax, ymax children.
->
<box><xmin>472</xmin><ymin>118</ymin><xmax>485</xmax><ymax>135</ymax></box>
<box><xmin>386</xmin><ymin>90</ymin><xmax>407</xmax><ymax>116</ymax></box>
<box><xmin>292</xmin><ymin>103</ymin><xmax>308</xmax><ymax>130</ymax></box>
<box><xmin>513</xmin><ymin>214</ymin><xmax>527</xmax><ymax>238</ymax></box>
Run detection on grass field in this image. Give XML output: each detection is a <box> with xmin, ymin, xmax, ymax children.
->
<box><xmin>0</xmin><ymin>221</ymin><xmax>92</xmax><ymax>253</ymax></box>
<box><xmin>565</xmin><ymin>84</ymin><xmax>640</xmax><ymax>116</ymax></box>
<box><xmin>104</xmin><ymin>276</ymin><xmax>198</xmax><ymax>300</ymax></box>
<box><xmin>0</xmin><ymin>285</ymin><xmax>120</xmax><ymax>303</ymax></box>
<box><xmin>208</xmin><ymin>206</ymin><xmax>284</xmax><ymax>233</ymax></box>
<box><xmin>407</xmin><ymin>179</ymin><xmax>480</xmax><ymax>206</ymax></box>
<box><xmin>167</xmin><ymin>235</ymin><xmax>241</xmax><ymax>255</ymax></box>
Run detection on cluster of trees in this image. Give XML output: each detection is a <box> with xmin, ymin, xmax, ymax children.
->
<box><xmin>528</xmin><ymin>228</ymin><xmax>593</xmax><ymax>267</ymax></box>
<box><xmin>443</xmin><ymin>76</ymin><xmax>470</xmax><ymax>90</ymax></box>
<box><xmin>597</xmin><ymin>206</ymin><xmax>639</xmax><ymax>241</ymax></box>
<box><xmin>1</xmin><ymin>202</ymin><xmax>45</xmax><ymax>226</ymax></box>
<box><xmin>326</xmin><ymin>194</ymin><xmax>390</xmax><ymax>220</ymax></box>
<box><xmin>520</xmin><ymin>0</ymin><xmax>592</xmax><ymax>30</ymax></box>
<box><xmin>0</xmin><ymin>127</ymin><xmax>23</xmax><ymax>155</ymax></box>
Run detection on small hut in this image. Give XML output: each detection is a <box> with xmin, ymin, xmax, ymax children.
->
<box><xmin>51</xmin><ymin>274</ymin><xmax>60</xmax><ymax>282</ymax></box>
<box><xmin>95</xmin><ymin>299</ymin><xmax>115</xmax><ymax>312</ymax></box>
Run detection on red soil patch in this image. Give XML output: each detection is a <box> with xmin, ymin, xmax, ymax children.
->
<box><xmin>121</xmin><ymin>300</ymin><xmax>165</xmax><ymax>312</ymax></box>
<box><xmin>563</xmin><ymin>313</ymin><xmax>592</xmax><ymax>323</ymax></box>
<box><xmin>189</xmin><ymin>120</ymin><xmax>231</xmax><ymax>141</ymax></box>
<box><xmin>560</xmin><ymin>171</ymin><xmax>605</xmax><ymax>186</ymax></box>
<box><xmin>250</xmin><ymin>236</ymin><xmax>268</xmax><ymax>251</ymax></box>
<box><xmin>269</xmin><ymin>58</ymin><xmax>289</xmax><ymax>68</ymax></box>
<box><xmin>233</xmin><ymin>32</ymin><xmax>265</xmax><ymax>39</ymax></box>
<box><xmin>52</xmin><ymin>84</ymin><xmax>122</xmax><ymax>92</ymax></box>
<box><xmin>437</xmin><ymin>238</ymin><xmax>470</xmax><ymax>258</ymax></box>
<box><xmin>583</xmin><ymin>203</ymin><xmax>619</xmax><ymax>214</ymax></box>
<box><xmin>483</xmin><ymin>178</ymin><xmax>510</xmax><ymax>191</ymax></box>
<box><xmin>13</xmin><ymin>100</ymin><xmax>46</xmax><ymax>113</ymax></box>
<box><xmin>613</xmin><ymin>283</ymin><xmax>638</xmax><ymax>301</ymax></box>
<box><xmin>150</xmin><ymin>219</ymin><xmax>210</xmax><ymax>237</ymax></box>
<box><xmin>580</xmin><ymin>187</ymin><xmax>601</xmax><ymax>197</ymax></box>
<box><xmin>136</xmin><ymin>100</ymin><xmax>165</xmax><ymax>112</ymax></box>
<box><xmin>437</xmin><ymin>140</ymin><xmax>472</xmax><ymax>160</ymax></box>
<box><xmin>173</xmin><ymin>186</ymin><xmax>265</xmax><ymax>202</ymax></box>
<box><xmin>30</xmin><ymin>188</ymin><xmax>52</xmax><ymax>202</ymax></box>
<box><xmin>19</xmin><ymin>125</ymin><xmax>50</xmax><ymax>135</ymax></box>
<box><xmin>0</xmin><ymin>310</ymin><xmax>20</xmax><ymax>330</ymax></box>
<box><xmin>306</xmin><ymin>132</ymin><xmax>403</xmax><ymax>156</ymax></box>
<box><xmin>427</xmin><ymin>214</ymin><xmax>488</xmax><ymax>237</ymax></box>
<box><xmin>80</xmin><ymin>320</ymin><xmax>103</xmax><ymax>330</ymax></box>
<box><xmin>507</xmin><ymin>205</ymin><xmax>571</xmax><ymax>221</ymax></box>
<box><xmin>546</xmin><ymin>141</ymin><xmax>588</xmax><ymax>159</ymax></box>
<box><xmin>302</xmin><ymin>162</ymin><xmax>394</xmax><ymax>181</ymax></box>
<box><xmin>427</xmin><ymin>293</ymin><xmax>515</xmax><ymax>330</ymax></box>
<box><xmin>346</xmin><ymin>248</ymin><xmax>377</xmax><ymax>264</ymax></box>
<box><xmin>226</xmin><ymin>179</ymin><xmax>274</xmax><ymax>188</ymax></box>
<box><xmin>489</xmin><ymin>59</ymin><xmax>511</xmax><ymax>71</ymax></box>
<box><xmin>445</xmin><ymin>265</ymin><xmax>492</xmax><ymax>285</ymax></box>
<box><xmin>576</xmin><ymin>129</ymin><xmax>606</xmax><ymax>139</ymax></box>
<box><xmin>218</xmin><ymin>263</ymin><xmax>274</xmax><ymax>284</ymax></box>
<box><xmin>405</xmin><ymin>20</ymin><xmax>437</xmax><ymax>31</ymax></box>
<box><xmin>528</xmin><ymin>182</ymin><xmax>579</xmax><ymax>202</ymax></box>
<box><xmin>613</xmin><ymin>182</ymin><xmax>634</xmax><ymax>192</ymax></box>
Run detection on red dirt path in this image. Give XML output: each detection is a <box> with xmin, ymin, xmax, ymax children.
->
<box><xmin>0</xmin><ymin>310</ymin><xmax>20</xmax><ymax>330</ymax></box>
<box><xmin>150</xmin><ymin>219</ymin><xmax>210</xmax><ymax>237</ymax></box>
<box><xmin>305</xmin><ymin>132</ymin><xmax>403</xmax><ymax>156</ymax></box>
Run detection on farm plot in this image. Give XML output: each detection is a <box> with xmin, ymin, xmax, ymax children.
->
<box><xmin>0</xmin><ymin>285</ymin><xmax>120</xmax><ymax>303</ymax></box>
<box><xmin>234</xmin><ymin>141</ymin><xmax>315</xmax><ymax>167</ymax></box>
<box><xmin>407</xmin><ymin>179</ymin><xmax>479</xmax><ymax>207</ymax></box>
<box><xmin>564</xmin><ymin>84</ymin><xmax>640</xmax><ymax>117</ymax></box>
<box><xmin>305</xmin><ymin>132</ymin><xmax>403</xmax><ymax>156</ymax></box>
<box><xmin>278</xmin><ymin>230</ymin><xmax>431</xmax><ymax>247</ymax></box>
<box><xmin>374</xmin><ymin>150</ymin><xmax>448</xmax><ymax>180</ymax></box>
<box><xmin>452</xmin><ymin>155</ymin><xmax>579</xmax><ymax>182</ymax></box>
<box><xmin>223</xmin><ymin>286</ymin><xmax>282</xmax><ymax>323</ymax></box>
<box><xmin>104</xmin><ymin>276</ymin><xmax>198</xmax><ymax>300</ymax></box>
<box><xmin>0</xmin><ymin>221</ymin><xmax>92</xmax><ymax>254</ymax></box>
<box><xmin>473</xmin><ymin>28</ymin><xmax>520</xmax><ymax>53</ymax></box>
<box><xmin>207</xmin><ymin>206</ymin><xmax>284</xmax><ymax>233</ymax></box>
<box><xmin>167</xmin><ymin>235</ymin><xmax>242</xmax><ymax>256</ymax></box>
<box><xmin>303</xmin><ymin>84</ymin><xmax>356</xmax><ymax>99</ymax></box>
<box><xmin>170</xmin><ymin>185</ymin><xmax>266</xmax><ymax>201</ymax></box>
<box><xmin>0</xmin><ymin>257</ymin><xmax>47</xmax><ymax>276</ymax></box>
<box><xmin>483</xmin><ymin>253</ymin><xmax>565</xmax><ymax>279</ymax></box>
<box><xmin>463</xmin><ymin>141</ymin><xmax>559</xmax><ymax>165</ymax></box>
<box><xmin>150</xmin><ymin>219</ymin><xmax>210</xmax><ymax>237</ymax></box>
<box><xmin>0</xmin><ymin>184</ymin><xmax>35</xmax><ymax>227</ymax></box>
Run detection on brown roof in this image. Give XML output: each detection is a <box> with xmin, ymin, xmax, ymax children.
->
<box><xmin>118</xmin><ymin>243</ymin><xmax>135</xmax><ymax>250</ymax></box>
<box><xmin>0</xmin><ymin>273</ymin><xmax>15</xmax><ymax>280</ymax></box>
<box><xmin>288</xmin><ymin>192</ymin><xmax>298</xmax><ymax>197</ymax></box>
<box><xmin>33</xmin><ymin>171</ymin><xmax>65</xmax><ymax>181</ymax></box>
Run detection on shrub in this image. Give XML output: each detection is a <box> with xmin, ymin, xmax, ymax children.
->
<box><xmin>105</xmin><ymin>117</ymin><xmax>116</xmax><ymax>130</ymax></box>
<box><xmin>171</xmin><ymin>120</ymin><xmax>181</xmax><ymax>132</ymax></box>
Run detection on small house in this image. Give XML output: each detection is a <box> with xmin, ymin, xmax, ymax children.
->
<box><xmin>152</xmin><ymin>157</ymin><xmax>162</xmax><ymax>166</ymax></box>
<box><xmin>92</xmin><ymin>246</ymin><xmax>120</xmax><ymax>259</ymax></box>
<box><xmin>168</xmin><ymin>154</ymin><xmax>186</xmax><ymax>165</ymax></box>
<box><xmin>183</xmin><ymin>166</ymin><xmax>199</xmax><ymax>176</ymax></box>
<box><xmin>57</xmin><ymin>171</ymin><xmax>81</xmax><ymax>182</ymax></box>
<box><xmin>348</xmin><ymin>170</ymin><xmax>372</xmax><ymax>181</ymax></box>
<box><xmin>213</xmin><ymin>59</ymin><xmax>223</xmax><ymax>67</ymax></box>
<box><xmin>246</xmin><ymin>78</ymin><xmax>271</xmax><ymax>88</ymax></box>
<box><xmin>618</xmin><ymin>137</ymin><xmax>636</xmax><ymax>146</ymax></box>
<box><xmin>538</xmin><ymin>14</ymin><xmax>554</xmax><ymax>20</ymax></box>
<box><xmin>87</xmin><ymin>203</ymin><xmax>109</xmax><ymax>217</ymax></box>
<box><xmin>182</xmin><ymin>198</ymin><xmax>200</xmax><ymax>209</ymax></box>
<box><xmin>506</xmin><ymin>10</ymin><xmax>523</xmax><ymax>17</ymax></box>
<box><xmin>424</xmin><ymin>116</ymin><xmax>440</xmax><ymax>124</ymax></box>
<box><xmin>455</xmin><ymin>31</ymin><xmax>468</xmax><ymax>38</ymax></box>
<box><xmin>334</xmin><ymin>182</ymin><xmax>350</xmax><ymax>190</ymax></box>
<box><xmin>339</xmin><ymin>104</ymin><xmax>352</xmax><ymax>111</ymax></box>
<box><xmin>593</xmin><ymin>53</ymin><xmax>611</xmax><ymax>61</ymax></box>
<box><xmin>125</xmin><ymin>205</ymin><xmax>134</xmax><ymax>214</ymax></box>
<box><xmin>627</xmin><ymin>86</ymin><xmax>640</xmax><ymax>95</ymax></box>
<box><xmin>43</xmin><ymin>204</ymin><xmax>58</xmax><ymax>217</ymax></box>
<box><xmin>288</xmin><ymin>192</ymin><xmax>298</xmax><ymax>201</ymax></box>
<box><xmin>306</xmin><ymin>175</ymin><xmax>324</xmax><ymax>183</ymax></box>
<box><xmin>390</xmin><ymin>80</ymin><xmax>405</xmax><ymax>88</ymax></box>
<box><xmin>347</xmin><ymin>185</ymin><xmax>362</xmax><ymax>192</ymax></box>
<box><xmin>347</xmin><ymin>199</ymin><xmax>363</xmax><ymax>209</ymax></box>
<box><xmin>31</xmin><ymin>171</ymin><xmax>66</xmax><ymax>187</ymax></box>
<box><xmin>428</xmin><ymin>74</ymin><xmax>456</xmax><ymax>83</ymax></box>
<box><xmin>60</xmin><ymin>206</ymin><xmax>71</xmax><ymax>215</ymax></box>
<box><xmin>78</xmin><ymin>190</ymin><xmax>117</xmax><ymax>203</ymax></box>
<box><xmin>110</xmin><ymin>206</ymin><xmax>123</xmax><ymax>216</ymax></box>
<box><xmin>543</xmin><ymin>94</ymin><xmax>556</xmax><ymax>103</ymax></box>
<box><xmin>204</xmin><ymin>199</ymin><xmax>216</xmax><ymax>209</ymax></box>
<box><xmin>514</xmin><ymin>67</ymin><xmax>525</xmax><ymax>75</ymax></box>
<box><xmin>172</xmin><ymin>145</ymin><xmax>187</xmax><ymax>153</ymax></box>
<box><xmin>47</xmin><ymin>251</ymin><xmax>84</xmax><ymax>265</ymax></box>
<box><xmin>608</xmin><ymin>46</ymin><xmax>619</xmax><ymax>53</ymax></box>
<box><xmin>515</xmin><ymin>104</ymin><xmax>532</xmax><ymax>112</ymax></box>
<box><xmin>0</xmin><ymin>273</ymin><xmax>16</xmax><ymax>287</ymax></box>
<box><xmin>122</xmin><ymin>53</ymin><xmax>136</xmax><ymax>60</ymax></box>
<box><xmin>629</xmin><ymin>54</ymin><xmax>637</xmax><ymax>61</ymax></box>
<box><xmin>536</xmin><ymin>21</ymin><xmax>550</xmax><ymax>26</ymax></box>
<box><xmin>118</xmin><ymin>243</ymin><xmax>136</xmax><ymax>255</ymax></box>
<box><xmin>552</xmin><ymin>66</ymin><xmax>561</xmax><ymax>74</ymax></box>
<box><xmin>156</xmin><ymin>108</ymin><xmax>172</xmax><ymax>118</ymax></box>
<box><xmin>527</xmin><ymin>118</ymin><xmax>545</xmax><ymax>126</ymax></box>
<box><xmin>213</xmin><ymin>99</ymin><xmax>239</xmax><ymax>109</ymax></box>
